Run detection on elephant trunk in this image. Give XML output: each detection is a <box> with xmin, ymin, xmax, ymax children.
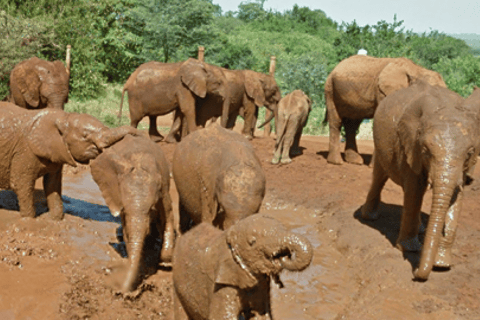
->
<box><xmin>94</xmin><ymin>126</ymin><xmax>138</xmax><ymax>151</ymax></box>
<box><xmin>220</xmin><ymin>94</ymin><xmax>231</xmax><ymax>128</ymax></box>
<box><xmin>257</xmin><ymin>108</ymin><xmax>275</xmax><ymax>129</ymax></box>
<box><xmin>123</xmin><ymin>236</ymin><xmax>145</xmax><ymax>292</ymax></box>
<box><xmin>414</xmin><ymin>182</ymin><xmax>456</xmax><ymax>280</ymax></box>
<box><xmin>279</xmin><ymin>233</ymin><xmax>313</xmax><ymax>272</ymax></box>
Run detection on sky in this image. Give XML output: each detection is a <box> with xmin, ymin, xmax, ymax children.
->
<box><xmin>212</xmin><ymin>0</ymin><xmax>480</xmax><ymax>35</ymax></box>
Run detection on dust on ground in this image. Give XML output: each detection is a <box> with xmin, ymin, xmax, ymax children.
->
<box><xmin>1</xmin><ymin>130</ymin><xmax>480</xmax><ymax>320</ymax></box>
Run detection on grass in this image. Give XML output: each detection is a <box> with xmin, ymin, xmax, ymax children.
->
<box><xmin>65</xmin><ymin>83</ymin><xmax>373</xmax><ymax>139</ymax></box>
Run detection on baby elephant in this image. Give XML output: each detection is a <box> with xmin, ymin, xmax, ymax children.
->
<box><xmin>173</xmin><ymin>214</ymin><xmax>313</xmax><ymax>320</ymax></box>
<box><xmin>172</xmin><ymin>123</ymin><xmax>266</xmax><ymax>232</ymax></box>
<box><xmin>264</xmin><ymin>90</ymin><xmax>312</xmax><ymax>164</ymax></box>
<box><xmin>90</xmin><ymin>135</ymin><xmax>175</xmax><ymax>292</ymax></box>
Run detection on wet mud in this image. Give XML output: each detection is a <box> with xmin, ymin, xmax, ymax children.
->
<box><xmin>1</xmin><ymin>134</ymin><xmax>480</xmax><ymax>319</ymax></box>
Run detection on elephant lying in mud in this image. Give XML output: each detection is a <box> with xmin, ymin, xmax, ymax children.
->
<box><xmin>172</xmin><ymin>123</ymin><xmax>266</xmax><ymax>232</ymax></box>
<box><xmin>361</xmin><ymin>80</ymin><xmax>480</xmax><ymax>280</ymax></box>
<box><xmin>8</xmin><ymin>54</ymin><xmax>71</xmax><ymax>110</ymax></box>
<box><xmin>90</xmin><ymin>135</ymin><xmax>175</xmax><ymax>292</ymax></box>
<box><xmin>324</xmin><ymin>55</ymin><xmax>446</xmax><ymax>165</ymax></box>
<box><xmin>260</xmin><ymin>90</ymin><xmax>312</xmax><ymax>164</ymax></box>
<box><xmin>0</xmin><ymin>102</ymin><xmax>139</xmax><ymax>220</ymax></box>
<box><xmin>118</xmin><ymin>58</ymin><xmax>230</xmax><ymax>142</ymax></box>
<box><xmin>173</xmin><ymin>214</ymin><xmax>313</xmax><ymax>320</ymax></box>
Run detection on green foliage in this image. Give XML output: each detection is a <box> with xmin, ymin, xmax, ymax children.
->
<box><xmin>237</xmin><ymin>0</ymin><xmax>266</xmax><ymax>22</ymax></box>
<box><xmin>433</xmin><ymin>55</ymin><xmax>480</xmax><ymax>97</ymax></box>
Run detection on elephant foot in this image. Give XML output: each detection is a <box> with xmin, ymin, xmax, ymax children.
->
<box><xmin>164</xmin><ymin>135</ymin><xmax>178</xmax><ymax>144</ymax></box>
<box><xmin>41</xmin><ymin>210</ymin><xmax>64</xmax><ymax>221</ymax></box>
<box><xmin>280</xmin><ymin>158</ymin><xmax>292</xmax><ymax>164</ymax></box>
<box><xmin>344</xmin><ymin>150</ymin><xmax>364</xmax><ymax>165</ymax></box>
<box><xmin>360</xmin><ymin>205</ymin><xmax>380</xmax><ymax>220</ymax></box>
<box><xmin>244</xmin><ymin>134</ymin><xmax>254</xmax><ymax>140</ymax></box>
<box><xmin>149</xmin><ymin>133</ymin><xmax>164</xmax><ymax>143</ymax></box>
<box><xmin>327</xmin><ymin>152</ymin><xmax>343</xmax><ymax>165</ymax></box>
<box><xmin>271</xmin><ymin>156</ymin><xmax>280</xmax><ymax>165</ymax></box>
<box><xmin>434</xmin><ymin>247</ymin><xmax>452</xmax><ymax>269</ymax></box>
<box><xmin>396</xmin><ymin>235</ymin><xmax>422</xmax><ymax>252</ymax></box>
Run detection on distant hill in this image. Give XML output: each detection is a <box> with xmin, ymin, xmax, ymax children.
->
<box><xmin>450</xmin><ymin>33</ymin><xmax>480</xmax><ymax>55</ymax></box>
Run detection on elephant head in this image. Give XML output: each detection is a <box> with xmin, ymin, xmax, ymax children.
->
<box><xmin>216</xmin><ymin>214</ymin><xmax>313</xmax><ymax>288</ymax></box>
<box><xmin>377</xmin><ymin>58</ymin><xmax>446</xmax><ymax>98</ymax></box>
<box><xmin>27</xmin><ymin>110</ymin><xmax>140</xmax><ymax>167</ymax></box>
<box><xmin>12</xmin><ymin>57</ymin><xmax>70</xmax><ymax>110</ymax></box>
<box><xmin>398</xmin><ymin>81</ymin><xmax>480</xmax><ymax>280</ymax></box>
<box><xmin>179</xmin><ymin>58</ymin><xmax>230</xmax><ymax>127</ymax></box>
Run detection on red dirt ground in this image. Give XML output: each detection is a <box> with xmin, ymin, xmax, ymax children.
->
<box><xmin>0</xmin><ymin>129</ymin><xmax>480</xmax><ymax>319</ymax></box>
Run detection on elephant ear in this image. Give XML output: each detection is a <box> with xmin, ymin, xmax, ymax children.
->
<box><xmin>90</xmin><ymin>152</ymin><xmax>125</xmax><ymax>217</ymax></box>
<box><xmin>378</xmin><ymin>63</ymin><xmax>409</xmax><ymax>99</ymax></box>
<box><xmin>398</xmin><ymin>103</ymin><xmax>423</xmax><ymax>175</ymax></box>
<box><xmin>180</xmin><ymin>59</ymin><xmax>207</xmax><ymax>98</ymax></box>
<box><xmin>245</xmin><ymin>71</ymin><xmax>266</xmax><ymax>107</ymax></box>
<box><xmin>27</xmin><ymin>111</ymin><xmax>77</xmax><ymax>167</ymax></box>
<box><xmin>214</xmin><ymin>228</ymin><xmax>259</xmax><ymax>290</ymax></box>
<box><xmin>15</xmin><ymin>63</ymin><xmax>41</xmax><ymax>107</ymax></box>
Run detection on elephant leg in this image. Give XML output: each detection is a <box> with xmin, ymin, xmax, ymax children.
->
<box><xmin>263</xmin><ymin>109</ymin><xmax>272</xmax><ymax>137</ymax></box>
<box><xmin>157</xmin><ymin>192</ymin><xmax>175</xmax><ymax>265</ymax></box>
<box><xmin>165</xmin><ymin>110</ymin><xmax>182</xmax><ymax>144</ymax></box>
<box><xmin>209</xmin><ymin>286</ymin><xmax>242</xmax><ymax>320</ymax></box>
<box><xmin>343</xmin><ymin>118</ymin><xmax>363</xmax><ymax>165</ymax></box>
<box><xmin>247</xmin><ymin>278</ymin><xmax>272</xmax><ymax>320</ymax></box>
<box><xmin>280</xmin><ymin>119</ymin><xmax>297</xmax><ymax>164</ymax></box>
<box><xmin>178</xmin><ymin>93</ymin><xmax>198</xmax><ymax>135</ymax></box>
<box><xmin>435</xmin><ymin>188</ymin><xmax>462</xmax><ymax>268</ymax></box>
<box><xmin>271</xmin><ymin>116</ymin><xmax>286</xmax><ymax>164</ymax></box>
<box><xmin>174</xmin><ymin>288</ymin><xmax>191</xmax><ymax>320</ymax></box>
<box><xmin>11</xmin><ymin>172</ymin><xmax>36</xmax><ymax>218</ymax></box>
<box><xmin>361</xmin><ymin>157</ymin><xmax>388</xmax><ymax>220</ymax></box>
<box><xmin>148</xmin><ymin>116</ymin><xmax>164</xmax><ymax>142</ymax></box>
<box><xmin>43</xmin><ymin>170</ymin><xmax>64</xmax><ymax>220</ymax></box>
<box><xmin>291</xmin><ymin>125</ymin><xmax>303</xmax><ymax>156</ymax></box>
<box><xmin>326</xmin><ymin>101</ymin><xmax>343</xmax><ymax>165</ymax></box>
<box><xmin>242</xmin><ymin>100</ymin><xmax>257</xmax><ymax>140</ymax></box>
<box><xmin>396</xmin><ymin>174</ymin><xmax>427</xmax><ymax>252</ymax></box>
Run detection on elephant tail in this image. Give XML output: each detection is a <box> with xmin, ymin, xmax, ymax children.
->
<box><xmin>118</xmin><ymin>86</ymin><xmax>127</xmax><ymax>124</ymax></box>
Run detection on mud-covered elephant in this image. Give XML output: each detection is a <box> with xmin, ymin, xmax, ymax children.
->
<box><xmin>0</xmin><ymin>101</ymin><xmax>139</xmax><ymax>220</ymax></box>
<box><xmin>262</xmin><ymin>90</ymin><xmax>312</xmax><ymax>164</ymax></box>
<box><xmin>361</xmin><ymin>80</ymin><xmax>480</xmax><ymax>280</ymax></box>
<box><xmin>172</xmin><ymin>123</ymin><xmax>266</xmax><ymax>232</ymax></box>
<box><xmin>165</xmin><ymin>68</ymin><xmax>281</xmax><ymax>142</ymax></box>
<box><xmin>90</xmin><ymin>135</ymin><xmax>175</xmax><ymax>292</ymax></box>
<box><xmin>8</xmin><ymin>51</ymin><xmax>71</xmax><ymax>110</ymax></box>
<box><xmin>117</xmin><ymin>58</ymin><xmax>230</xmax><ymax>142</ymax></box>
<box><xmin>173</xmin><ymin>214</ymin><xmax>313</xmax><ymax>320</ymax></box>
<box><xmin>324</xmin><ymin>55</ymin><xmax>447</xmax><ymax>165</ymax></box>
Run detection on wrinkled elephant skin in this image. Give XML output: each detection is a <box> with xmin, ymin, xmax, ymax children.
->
<box><xmin>90</xmin><ymin>135</ymin><xmax>175</xmax><ymax>292</ymax></box>
<box><xmin>271</xmin><ymin>90</ymin><xmax>312</xmax><ymax>164</ymax></box>
<box><xmin>8</xmin><ymin>57</ymin><xmax>70</xmax><ymax>110</ymax></box>
<box><xmin>324</xmin><ymin>55</ymin><xmax>446</xmax><ymax>165</ymax></box>
<box><xmin>361</xmin><ymin>81</ymin><xmax>480</xmax><ymax>280</ymax></box>
<box><xmin>173</xmin><ymin>214</ymin><xmax>313</xmax><ymax>320</ymax></box>
<box><xmin>0</xmin><ymin>101</ymin><xmax>139</xmax><ymax>220</ymax></box>
<box><xmin>118</xmin><ymin>58</ymin><xmax>229</xmax><ymax>142</ymax></box>
<box><xmin>172</xmin><ymin>123</ymin><xmax>266</xmax><ymax>232</ymax></box>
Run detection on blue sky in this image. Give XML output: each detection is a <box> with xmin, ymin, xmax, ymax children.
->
<box><xmin>212</xmin><ymin>0</ymin><xmax>480</xmax><ymax>35</ymax></box>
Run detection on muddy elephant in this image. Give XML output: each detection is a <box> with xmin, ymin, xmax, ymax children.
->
<box><xmin>172</xmin><ymin>123</ymin><xmax>266</xmax><ymax>232</ymax></box>
<box><xmin>165</xmin><ymin>68</ymin><xmax>281</xmax><ymax>142</ymax></box>
<box><xmin>173</xmin><ymin>214</ymin><xmax>313</xmax><ymax>320</ymax></box>
<box><xmin>0</xmin><ymin>101</ymin><xmax>139</xmax><ymax>220</ymax></box>
<box><xmin>117</xmin><ymin>58</ymin><xmax>230</xmax><ymax>142</ymax></box>
<box><xmin>8</xmin><ymin>52</ymin><xmax>71</xmax><ymax>110</ymax></box>
<box><xmin>90</xmin><ymin>135</ymin><xmax>175</xmax><ymax>292</ymax></box>
<box><xmin>263</xmin><ymin>90</ymin><xmax>312</xmax><ymax>164</ymax></box>
<box><xmin>324</xmin><ymin>55</ymin><xmax>446</xmax><ymax>165</ymax></box>
<box><xmin>361</xmin><ymin>80</ymin><xmax>480</xmax><ymax>280</ymax></box>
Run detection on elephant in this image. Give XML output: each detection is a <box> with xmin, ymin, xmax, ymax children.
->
<box><xmin>172</xmin><ymin>123</ymin><xmax>266</xmax><ymax>232</ymax></box>
<box><xmin>117</xmin><ymin>58</ymin><xmax>230</xmax><ymax>142</ymax></box>
<box><xmin>165</xmin><ymin>68</ymin><xmax>281</xmax><ymax>142</ymax></box>
<box><xmin>0</xmin><ymin>101</ymin><xmax>140</xmax><ymax>220</ymax></box>
<box><xmin>324</xmin><ymin>54</ymin><xmax>447</xmax><ymax>165</ymax></box>
<box><xmin>262</xmin><ymin>90</ymin><xmax>312</xmax><ymax>164</ymax></box>
<box><xmin>173</xmin><ymin>214</ymin><xmax>313</xmax><ymax>320</ymax></box>
<box><xmin>90</xmin><ymin>135</ymin><xmax>175</xmax><ymax>292</ymax></box>
<box><xmin>361</xmin><ymin>80</ymin><xmax>480</xmax><ymax>280</ymax></box>
<box><xmin>8</xmin><ymin>56</ymin><xmax>70</xmax><ymax>110</ymax></box>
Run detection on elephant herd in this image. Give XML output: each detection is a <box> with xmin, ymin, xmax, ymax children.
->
<box><xmin>2</xmin><ymin>51</ymin><xmax>480</xmax><ymax>318</ymax></box>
